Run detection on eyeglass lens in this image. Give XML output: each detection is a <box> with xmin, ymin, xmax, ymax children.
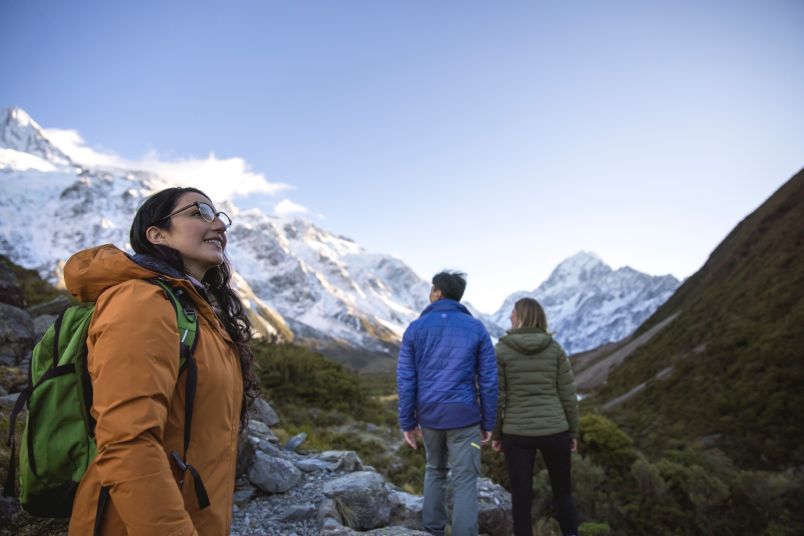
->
<box><xmin>199</xmin><ymin>203</ymin><xmax>232</xmax><ymax>227</ymax></box>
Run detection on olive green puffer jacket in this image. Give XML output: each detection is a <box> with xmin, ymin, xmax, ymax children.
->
<box><xmin>493</xmin><ymin>327</ymin><xmax>579</xmax><ymax>439</ymax></box>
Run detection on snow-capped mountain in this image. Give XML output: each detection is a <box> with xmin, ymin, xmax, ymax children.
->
<box><xmin>1</xmin><ymin>107</ymin><xmax>675</xmax><ymax>358</ymax></box>
<box><xmin>0</xmin><ymin>108</ymin><xmax>293</xmax><ymax>342</ymax></box>
<box><xmin>492</xmin><ymin>252</ymin><xmax>680</xmax><ymax>354</ymax></box>
<box><xmin>0</xmin><ymin>107</ymin><xmax>456</xmax><ymax>353</ymax></box>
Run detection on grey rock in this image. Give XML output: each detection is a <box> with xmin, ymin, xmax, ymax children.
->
<box><xmin>294</xmin><ymin>458</ymin><xmax>332</xmax><ymax>473</ymax></box>
<box><xmin>320</xmin><ymin>518</ymin><xmax>430</xmax><ymax>536</ymax></box>
<box><xmin>233</xmin><ymin>486</ymin><xmax>256</xmax><ymax>507</ymax></box>
<box><xmin>257</xmin><ymin>438</ymin><xmax>285</xmax><ymax>458</ymax></box>
<box><xmin>0</xmin><ymin>303</ymin><xmax>34</xmax><ymax>366</ymax></box>
<box><xmin>28</xmin><ymin>295</ymin><xmax>72</xmax><ymax>316</ymax></box>
<box><xmin>318</xmin><ymin>450</ymin><xmax>364</xmax><ymax>472</ymax></box>
<box><xmin>387</xmin><ymin>488</ymin><xmax>424</xmax><ymax>529</ymax></box>
<box><xmin>236</xmin><ymin>435</ymin><xmax>256</xmax><ymax>477</ymax></box>
<box><xmin>363</xmin><ymin>528</ymin><xmax>430</xmax><ymax>535</ymax></box>
<box><xmin>322</xmin><ymin>471</ymin><xmax>390</xmax><ymax>530</ymax></box>
<box><xmin>317</xmin><ymin>497</ymin><xmax>342</xmax><ymax>526</ymax></box>
<box><xmin>278</xmin><ymin>502</ymin><xmax>316</xmax><ymax>522</ymax></box>
<box><xmin>32</xmin><ymin>313</ymin><xmax>57</xmax><ymax>339</ymax></box>
<box><xmin>248</xmin><ymin>419</ymin><xmax>278</xmax><ymax>442</ymax></box>
<box><xmin>248</xmin><ymin>451</ymin><xmax>302</xmax><ymax>493</ymax></box>
<box><xmin>446</xmin><ymin>477</ymin><xmax>513</xmax><ymax>536</ymax></box>
<box><xmin>248</xmin><ymin>397</ymin><xmax>280</xmax><ymax>427</ymax></box>
<box><xmin>284</xmin><ymin>432</ymin><xmax>307</xmax><ymax>452</ymax></box>
<box><xmin>321</xmin><ymin>517</ymin><xmax>353</xmax><ymax>536</ymax></box>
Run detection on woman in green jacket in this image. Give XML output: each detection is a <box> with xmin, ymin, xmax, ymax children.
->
<box><xmin>491</xmin><ymin>298</ymin><xmax>579</xmax><ymax>536</ymax></box>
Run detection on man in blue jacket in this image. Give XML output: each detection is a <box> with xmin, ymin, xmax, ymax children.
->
<box><xmin>397</xmin><ymin>271</ymin><xmax>498</xmax><ymax>536</ymax></box>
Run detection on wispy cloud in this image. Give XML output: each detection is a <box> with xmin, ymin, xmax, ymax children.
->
<box><xmin>275</xmin><ymin>198</ymin><xmax>309</xmax><ymax>217</ymax></box>
<box><xmin>44</xmin><ymin>129</ymin><xmax>122</xmax><ymax>168</ymax></box>
<box><xmin>43</xmin><ymin>128</ymin><xmax>290</xmax><ymax>202</ymax></box>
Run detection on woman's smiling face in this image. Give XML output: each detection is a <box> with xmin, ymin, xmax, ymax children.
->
<box><xmin>148</xmin><ymin>191</ymin><xmax>228</xmax><ymax>280</ymax></box>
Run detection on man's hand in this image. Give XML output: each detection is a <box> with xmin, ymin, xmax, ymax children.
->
<box><xmin>491</xmin><ymin>440</ymin><xmax>503</xmax><ymax>452</ymax></box>
<box><xmin>481</xmin><ymin>430</ymin><xmax>492</xmax><ymax>445</ymax></box>
<box><xmin>403</xmin><ymin>428</ymin><xmax>422</xmax><ymax>449</ymax></box>
<box><xmin>570</xmin><ymin>438</ymin><xmax>578</xmax><ymax>453</ymax></box>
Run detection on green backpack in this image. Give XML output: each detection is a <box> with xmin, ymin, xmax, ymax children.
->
<box><xmin>3</xmin><ymin>278</ymin><xmax>210</xmax><ymax>520</ymax></box>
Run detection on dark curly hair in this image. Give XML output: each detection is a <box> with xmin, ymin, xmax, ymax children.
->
<box><xmin>129</xmin><ymin>186</ymin><xmax>259</xmax><ymax>429</ymax></box>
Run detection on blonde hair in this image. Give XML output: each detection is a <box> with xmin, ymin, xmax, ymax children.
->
<box><xmin>513</xmin><ymin>297</ymin><xmax>547</xmax><ymax>330</ymax></box>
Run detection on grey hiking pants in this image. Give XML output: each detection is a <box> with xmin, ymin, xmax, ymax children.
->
<box><xmin>421</xmin><ymin>424</ymin><xmax>481</xmax><ymax>536</ymax></box>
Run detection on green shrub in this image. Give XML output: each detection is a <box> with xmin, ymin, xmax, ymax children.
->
<box><xmin>251</xmin><ymin>341</ymin><xmax>392</xmax><ymax>424</ymax></box>
<box><xmin>579</xmin><ymin>522</ymin><xmax>611</xmax><ymax>536</ymax></box>
<box><xmin>579</xmin><ymin>414</ymin><xmax>637</xmax><ymax>470</ymax></box>
<box><xmin>385</xmin><ymin>443</ymin><xmax>426</xmax><ymax>493</ymax></box>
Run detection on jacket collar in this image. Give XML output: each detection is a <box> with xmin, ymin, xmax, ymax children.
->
<box><xmin>130</xmin><ymin>253</ymin><xmax>208</xmax><ymax>298</ymax></box>
<box><xmin>420</xmin><ymin>298</ymin><xmax>473</xmax><ymax>318</ymax></box>
<box><xmin>128</xmin><ymin>253</ymin><xmax>229</xmax><ymax>341</ymax></box>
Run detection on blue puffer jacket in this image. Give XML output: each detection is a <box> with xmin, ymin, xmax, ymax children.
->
<box><xmin>397</xmin><ymin>299</ymin><xmax>498</xmax><ymax>432</ymax></box>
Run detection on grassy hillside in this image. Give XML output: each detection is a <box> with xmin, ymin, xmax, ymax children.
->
<box><xmin>0</xmin><ymin>255</ymin><xmax>71</xmax><ymax>306</ymax></box>
<box><xmin>593</xmin><ymin>168</ymin><xmax>804</xmax><ymax>470</ymax></box>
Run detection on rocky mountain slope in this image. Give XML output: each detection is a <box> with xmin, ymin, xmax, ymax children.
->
<box><xmin>491</xmin><ymin>252</ymin><xmax>679</xmax><ymax>354</ymax></box>
<box><xmin>586</xmin><ymin>168</ymin><xmax>804</xmax><ymax>470</ymax></box>
<box><xmin>0</xmin><ymin>107</ymin><xmax>487</xmax><ymax>358</ymax></box>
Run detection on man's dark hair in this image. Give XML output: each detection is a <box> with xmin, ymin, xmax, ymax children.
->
<box><xmin>432</xmin><ymin>271</ymin><xmax>467</xmax><ymax>301</ymax></box>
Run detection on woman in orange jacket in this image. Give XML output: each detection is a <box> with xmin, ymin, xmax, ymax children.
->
<box><xmin>66</xmin><ymin>187</ymin><xmax>259</xmax><ymax>536</ymax></box>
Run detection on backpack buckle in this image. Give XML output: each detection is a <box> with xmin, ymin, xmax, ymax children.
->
<box><xmin>182</xmin><ymin>305</ymin><xmax>196</xmax><ymax>322</ymax></box>
<box><xmin>170</xmin><ymin>450</ymin><xmax>188</xmax><ymax>472</ymax></box>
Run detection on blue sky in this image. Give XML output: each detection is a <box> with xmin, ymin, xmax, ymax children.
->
<box><xmin>2</xmin><ymin>0</ymin><xmax>803</xmax><ymax>312</ymax></box>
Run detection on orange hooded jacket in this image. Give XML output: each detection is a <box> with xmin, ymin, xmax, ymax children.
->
<box><xmin>64</xmin><ymin>245</ymin><xmax>243</xmax><ymax>536</ymax></box>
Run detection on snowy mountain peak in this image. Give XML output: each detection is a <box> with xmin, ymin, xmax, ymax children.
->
<box><xmin>492</xmin><ymin>252</ymin><xmax>679</xmax><ymax>354</ymax></box>
<box><xmin>543</xmin><ymin>250</ymin><xmax>611</xmax><ymax>289</ymax></box>
<box><xmin>0</xmin><ymin>107</ymin><xmax>72</xmax><ymax>166</ymax></box>
<box><xmin>0</xmin><ymin>108</ymin><xmax>678</xmax><ymax>364</ymax></box>
<box><xmin>0</xmin><ymin>108</ymin><xmax>450</xmax><ymax>359</ymax></box>
<box><xmin>556</xmin><ymin>251</ymin><xmax>605</xmax><ymax>273</ymax></box>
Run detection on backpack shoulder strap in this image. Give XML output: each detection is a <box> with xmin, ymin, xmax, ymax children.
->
<box><xmin>145</xmin><ymin>278</ymin><xmax>209</xmax><ymax>510</ymax></box>
<box><xmin>148</xmin><ymin>278</ymin><xmax>198</xmax><ymax>369</ymax></box>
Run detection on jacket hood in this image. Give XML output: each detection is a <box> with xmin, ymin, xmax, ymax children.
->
<box><xmin>499</xmin><ymin>327</ymin><xmax>554</xmax><ymax>355</ymax></box>
<box><xmin>420</xmin><ymin>298</ymin><xmax>473</xmax><ymax>318</ymax></box>
<box><xmin>64</xmin><ymin>244</ymin><xmax>197</xmax><ymax>302</ymax></box>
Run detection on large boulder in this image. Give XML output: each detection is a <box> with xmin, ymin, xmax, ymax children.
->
<box><xmin>387</xmin><ymin>488</ymin><xmax>424</xmax><ymax>529</ymax></box>
<box><xmin>445</xmin><ymin>477</ymin><xmax>513</xmax><ymax>536</ymax></box>
<box><xmin>247</xmin><ymin>451</ymin><xmax>302</xmax><ymax>493</ymax></box>
<box><xmin>476</xmin><ymin>477</ymin><xmax>513</xmax><ymax>535</ymax></box>
<box><xmin>247</xmin><ymin>419</ymin><xmax>278</xmax><ymax>443</ymax></box>
<box><xmin>322</xmin><ymin>471</ymin><xmax>391</xmax><ymax>530</ymax></box>
<box><xmin>236</xmin><ymin>435</ymin><xmax>256</xmax><ymax>477</ymax></box>
<box><xmin>247</xmin><ymin>397</ymin><xmax>280</xmax><ymax>427</ymax></box>
<box><xmin>32</xmin><ymin>314</ymin><xmax>57</xmax><ymax>340</ymax></box>
<box><xmin>0</xmin><ymin>303</ymin><xmax>34</xmax><ymax>366</ymax></box>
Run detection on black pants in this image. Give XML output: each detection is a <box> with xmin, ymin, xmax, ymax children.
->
<box><xmin>502</xmin><ymin>431</ymin><xmax>578</xmax><ymax>536</ymax></box>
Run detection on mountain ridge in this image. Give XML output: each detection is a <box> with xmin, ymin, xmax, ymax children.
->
<box><xmin>589</xmin><ymin>167</ymin><xmax>804</xmax><ymax>470</ymax></box>
<box><xmin>491</xmin><ymin>251</ymin><xmax>680</xmax><ymax>354</ymax></box>
<box><xmin>1</xmin><ymin>106</ymin><xmax>679</xmax><ymax>362</ymax></box>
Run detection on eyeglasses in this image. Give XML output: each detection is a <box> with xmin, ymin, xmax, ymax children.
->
<box><xmin>158</xmin><ymin>201</ymin><xmax>232</xmax><ymax>228</ymax></box>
